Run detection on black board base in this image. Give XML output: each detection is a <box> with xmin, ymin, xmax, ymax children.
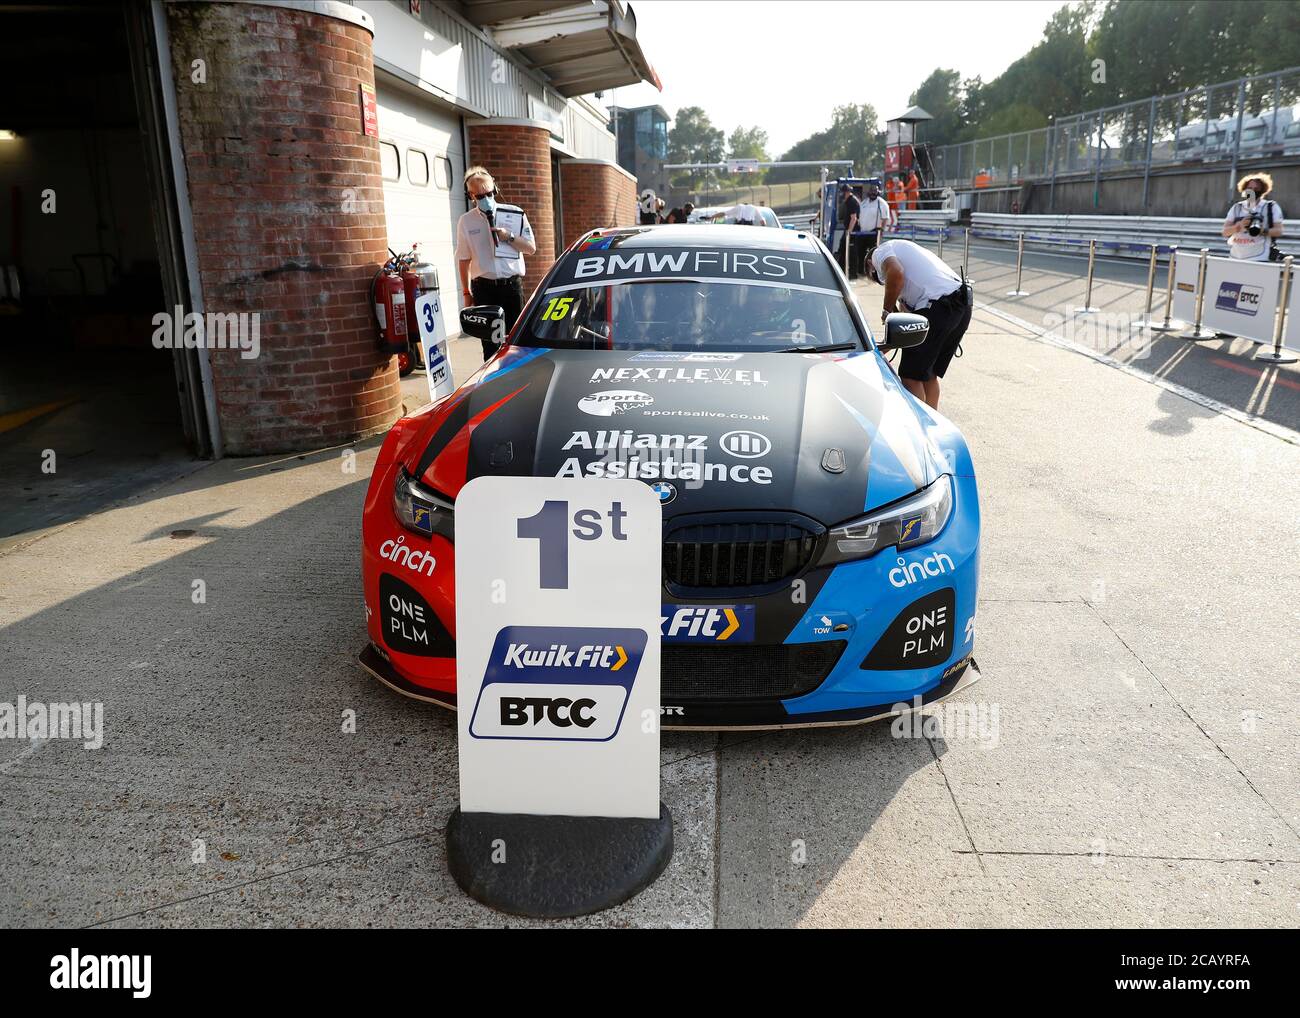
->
<box><xmin>446</xmin><ymin>803</ymin><xmax>674</xmax><ymax>919</ymax></box>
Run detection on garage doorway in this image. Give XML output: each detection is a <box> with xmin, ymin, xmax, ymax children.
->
<box><xmin>0</xmin><ymin>2</ymin><xmax>206</xmax><ymax>548</ymax></box>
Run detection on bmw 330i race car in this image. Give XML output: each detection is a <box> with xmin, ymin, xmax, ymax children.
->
<box><xmin>360</xmin><ymin>224</ymin><xmax>980</xmax><ymax>729</ymax></box>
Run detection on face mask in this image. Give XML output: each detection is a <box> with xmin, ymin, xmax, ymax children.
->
<box><xmin>476</xmin><ymin>195</ymin><xmax>497</xmax><ymax>214</ymax></box>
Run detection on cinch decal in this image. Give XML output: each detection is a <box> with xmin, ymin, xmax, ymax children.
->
<box><xmin>660</xmin><ymin>604</ymin><xmax>756</xmax><ymax>643</ymax></box>
<box><xmin>467</xmin><ymin>625</ymin><xmax>647</xmax><ymax>741</ymax></box>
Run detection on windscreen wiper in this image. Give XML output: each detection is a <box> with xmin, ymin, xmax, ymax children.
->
<box><xmin>775</xmin><ymin>343</ymin><xmax>859</xmax><ymax>353</ymax></box>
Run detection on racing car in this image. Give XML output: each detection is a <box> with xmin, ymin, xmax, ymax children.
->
<box><xmin>359</xmin><ymin>224</ymin><xmax>980</xmax><ymax>728</ymax></box>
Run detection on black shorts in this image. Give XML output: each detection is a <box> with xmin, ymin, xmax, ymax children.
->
<box><xmin>899</xmin><ymin>289</ymin><xmax>972</xmax><ymax>381</ymax></box>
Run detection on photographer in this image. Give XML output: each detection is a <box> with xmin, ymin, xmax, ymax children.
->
<box><xmin>1223</xmin><ymin>173</ymin><xmax>1284</xmax><ymax>261</ymax></box>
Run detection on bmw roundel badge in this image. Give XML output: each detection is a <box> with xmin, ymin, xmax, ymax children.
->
<box><xmin>650</xmin><ymin>481</ymin><xmax>676</xmax><ymax>505</ymax></box>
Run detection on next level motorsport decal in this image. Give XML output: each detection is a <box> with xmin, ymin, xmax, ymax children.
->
<box><xmin>547</xmin><ymin>245</ymin><xmax>838</xmax><ymax>292</ymax></box>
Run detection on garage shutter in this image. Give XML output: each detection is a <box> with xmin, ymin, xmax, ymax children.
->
<box><xmin>375</xmin><ymin>80</ymin><xmax>467</xmax><ymax>312</ymax></box>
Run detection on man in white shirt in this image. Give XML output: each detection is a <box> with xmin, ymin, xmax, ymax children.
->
<box><xmin>1223</xmin><ymin>172</ymin><xmax>1284</xmax><ymax>262</ymax></box>
<box><xmin>867</xmin><ymin>239</ymin><xmax>972</xmax><ymax>410</ymax></box>
<box><xmin>857</xmin><ymin>181</ymin><xmax>892</xmax><ymax>265</ymax></box>
<box><xmin>456</xmin><ymin>166</ymin><xmax>537</xmax><ymax>360</ymax></box>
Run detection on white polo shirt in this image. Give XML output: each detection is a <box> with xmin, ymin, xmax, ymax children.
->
<box><xmin>858</xmin><ymin>195</ymin><xmax>891</xmax><ymax>233</ymax></box>
<box><xmin>870</xmin><ymin>239</ymin><xmax>961</xmax><ymax>310</ymax></box>
<box><xmin>455</xmin><ymin>204</ymin><xmax>533</xmax><ymax>280</ymax></box>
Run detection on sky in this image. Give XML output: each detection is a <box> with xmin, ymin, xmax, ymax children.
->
<box><xmin>609</xmin><ymin>0</ymin><xmax>1069</xmax><ymax>155</ymax></box>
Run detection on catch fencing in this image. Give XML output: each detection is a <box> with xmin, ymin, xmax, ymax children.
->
<box><xmin>930</xmin><ymin>66</ymin><xmax>1300</xmax><ymax>195</ymax></box>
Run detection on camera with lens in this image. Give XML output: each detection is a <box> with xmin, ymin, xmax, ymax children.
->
<box><xmin>1242</xmin><ymin>191</ymin><xmax>1265</xmax><ymax>236</ymax></box>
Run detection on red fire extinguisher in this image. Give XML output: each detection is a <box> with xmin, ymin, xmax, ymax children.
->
<box><xmin>372</xmin><ymin>245</ymin><xmax>434</xmax><ymax>377</ymax></box>
<box><xmin>371</xmin><ymin>261</ymin><xmax>409</xmax><ymax>355</ymax></box>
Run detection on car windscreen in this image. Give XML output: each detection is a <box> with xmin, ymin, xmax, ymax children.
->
<box><xmin>517</xmin><ymin>243</ymin><xmax>864</xmax><ymax>353</ymax></box>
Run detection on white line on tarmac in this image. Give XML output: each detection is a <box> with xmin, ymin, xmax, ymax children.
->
<box><xmin>0</xmin><ymin>738</ymin><xmax>48</xmax><ymax>775</ymax></box>
<box><xmin>975</xmin><ymin>301</ymin><xmax>1300</xmax><ymax>447</ymax></box>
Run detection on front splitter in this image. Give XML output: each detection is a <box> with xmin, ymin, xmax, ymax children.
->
<box><xmin>357</xmin><ymin>643</ymin><xmax>981</xmax><ymax>733</ymax></box>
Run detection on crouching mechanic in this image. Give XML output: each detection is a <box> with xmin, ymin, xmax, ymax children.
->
<box><xmin>867</xmin><ymin>238</ymin><xmax>972</xmax><ymax>410</ymax></box>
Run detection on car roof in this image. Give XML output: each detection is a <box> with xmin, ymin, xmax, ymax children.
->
<box><xmin>574</xmin><ymin>223</ymin><xmax>818</xmax><ymax>253</ymax></box>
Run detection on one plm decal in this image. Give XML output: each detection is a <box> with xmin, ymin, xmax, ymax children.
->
<box><xmin>467</xmin><ymin>625</ymin><xmax>647</xmax><ymax>741</ymax></box>
<box><xmin>661</xmin><ymin>604</ymin><xmax>756</xmax><ymax>643</ymax></box>
<box><xmin>379</xmin><ymin>573</ymin><xmax>453</xmax><ymax>657</ymax></box>
<box><xmin>862</xmin><ymin>588</ymin><xmax>955</xmax><ymax>670</ymax></box>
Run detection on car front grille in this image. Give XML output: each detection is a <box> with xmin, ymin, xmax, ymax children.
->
<box><xmin>663</xmin><ymin>518</ymin><xmax>821</xmax><ymax>590</ymax></box>
<box><xmin>661</xmin><ymin>642</ymin><xmax>845</xmax><ymax>701</ymax></box>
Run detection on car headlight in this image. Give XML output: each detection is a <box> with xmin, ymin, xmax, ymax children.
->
<box><xmin>392</xmin><ymin>467</ymin><xmax>455</xmax><ymax>542</ymax></box>
<box><xmin>821</xmin><ymin>475</ymin><xmax>952</xmax><ymax>566</ymax></box>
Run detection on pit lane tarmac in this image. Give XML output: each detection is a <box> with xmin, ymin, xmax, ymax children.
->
<box><xmin>0</xmin><ymin>293</ymin><xmax>1296</xmax><ymax>927</ymax></box>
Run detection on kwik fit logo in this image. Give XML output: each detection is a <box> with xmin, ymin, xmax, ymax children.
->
<box><xmin>468</xmin><ymin>625</ymin><xmax>647</xmax><ymax>742</ymax></box>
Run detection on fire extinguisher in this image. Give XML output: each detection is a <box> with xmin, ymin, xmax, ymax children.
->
<box><xmin>371</xmin><ymin>256</ymin><xmax>411</xmax><ymax>371</ymax></box>
<box><xmin>373</xmin><ymin>245</ymin><xmax>437</xmax><ymax>378</ymax></box>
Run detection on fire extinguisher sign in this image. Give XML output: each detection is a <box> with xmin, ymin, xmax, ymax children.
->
<box><xmin>359</xmin><ymin>82</ymin><xmax>378</xmax><ymax>138</ymax></box>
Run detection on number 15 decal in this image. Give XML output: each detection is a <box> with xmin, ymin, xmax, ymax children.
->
<box><xmin>540</xmin><ymin>296</ymin><xmax>574</xmax><ymax>321</ymax></box>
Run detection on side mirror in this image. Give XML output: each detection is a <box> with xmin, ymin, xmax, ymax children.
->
<box><xmin>459</xmin><ymin>305</ymin><xmax>505</xmax><ymax>343</ymax></box>
<box><xmin>884</xmin><ymin>312</ymin><xmax>929</xmax><ymax>349</ymax></box>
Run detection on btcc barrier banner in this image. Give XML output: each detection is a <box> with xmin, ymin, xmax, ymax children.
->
<box><xmin>1200</xmin><ymin>256</ymin><xmax>1282</xmax><ymax>343</ymax></box>
<box><xmin>454</xmin><ymin>477</ymin><xmax>661</xmax><ymax>819</ymax></box>
<box><xmin>415</xmin><ymin>291</ymin><xmax>455</xmax><ymax>403</ymax></box>
<box><xmin>1172</xmin><ymin>252</ymin><xmax>1199</xmax><ymax>324</ymax></box>
<box><xmin>1286</xmin><ymin>262</ymin><xmax>1300</xmax><ymax>352</ymax></box>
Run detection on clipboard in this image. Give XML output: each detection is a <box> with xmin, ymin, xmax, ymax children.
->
<box><xmin>493</xmin><ymin>210</ymin><xmax>524</xmax><ymax>255</ymax></box>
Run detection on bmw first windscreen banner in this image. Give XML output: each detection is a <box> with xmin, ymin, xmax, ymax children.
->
<box><xmin>454</xmin><ymin>477</ymin><xmax>661</xmax><ymax>819</ymax></box>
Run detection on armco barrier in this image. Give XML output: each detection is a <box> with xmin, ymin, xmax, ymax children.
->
<box><xmin>967</xmin><ymin>213</ymin><xmax>1300</xmax><ymax>262</ymax></box>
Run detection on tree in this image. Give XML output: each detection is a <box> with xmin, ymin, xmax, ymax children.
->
<box><xmin>723</xmin><ymin>125</ymin><xmax>771</xmax><ymax>185</ymax></box>
<box><xmin>826</xmin><ymin>103</ymin><xmax>883</xmax><ymax>174</ymax></box>
<box><xmin>909</xmin><ymin>69</ymin><xmax>964</xmax><ymax>147</ymax></box>
<box><xmin>667</xmin><ymin>106</ymin><xmax>724</xmax><ymax>188</ymax></box>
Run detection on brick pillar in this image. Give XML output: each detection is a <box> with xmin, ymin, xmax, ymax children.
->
<box><xmin>559</xmin><ymin>158</ymin><xmax>638</xmax><ymax>244</ymax></box>
<box><xmin>465</xmin><ymin>120</ymin><xmax>555</xmax><ymax>293</ymax></box>
<box><xmin>166</xmin><ymin>1</ymin><xmax>399</xmax><ymax>455</ymax></box>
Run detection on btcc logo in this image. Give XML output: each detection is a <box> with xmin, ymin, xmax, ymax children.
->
<box><xmin>468</xmin><ymin>625</ymin><xmax>647</xmax><ymax>741</ymax></box>
<box><xmin>1214</xmin><ymin>282</ymin><xmax>1263</xmax><ymax>316</ymax></box>
<box><xmin>500</xmin><ymin>696</ymin><xmax>597</xmax><ymax>728</ymax></box>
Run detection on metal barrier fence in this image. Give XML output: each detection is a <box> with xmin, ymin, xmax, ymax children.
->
<box><xmin>887</xmin><ymin>220</ymin><xmax>1300</xmax><ymax>359</ymax></box>
<box><xmin>930</xmin><ymin>66</ymin><xmax>1300</xmax><ymax>192</ymax></box>
<box><xmin>926</xmin><ymin>212</ymin><xmax>1300</xmax><ymax>262</ymax></box>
